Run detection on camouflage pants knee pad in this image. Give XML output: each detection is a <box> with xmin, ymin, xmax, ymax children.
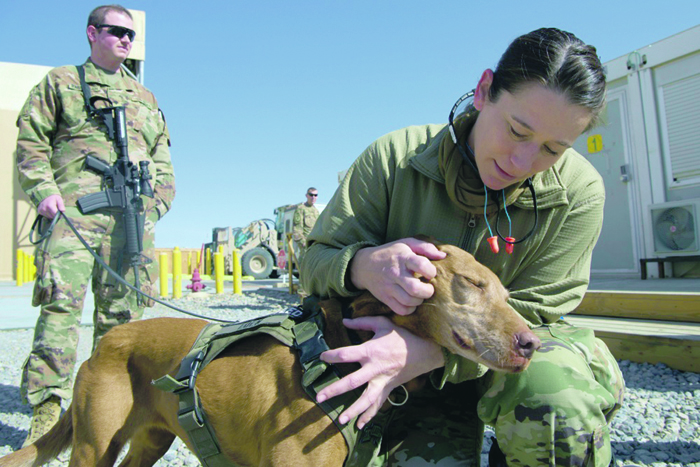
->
<box><xmin>379</xmin><ymin>322</ymin><xmax>624</xmax><ymax>467</ymax></box>
<box><xmin>477</xmin><ymin>322</ymin><xmax>625</xmax><ymax>467</ymax></box>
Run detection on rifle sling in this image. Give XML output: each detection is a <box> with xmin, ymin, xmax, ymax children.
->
<box><xmin>77</xmin><ymin>65</ymin><xmax>113</xmax><ymax>118</ymax></box>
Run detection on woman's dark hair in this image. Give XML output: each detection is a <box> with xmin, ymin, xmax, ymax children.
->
<box><xmin>489</xmin><ymin>28</ymin><xmax>606</xmax><ymax>129</ymax></box>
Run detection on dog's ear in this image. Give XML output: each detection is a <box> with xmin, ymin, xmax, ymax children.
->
<box><xmin>350</xmin><ymin>291</ymin><xmax>393</xmax><ymax>319</ymax></box>
<box><xmin>319</xmin><ymin>299</ymin><xmax>355</xmax><ymax>349</ymax></box>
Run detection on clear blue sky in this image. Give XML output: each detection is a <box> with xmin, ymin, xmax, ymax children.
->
<box><xmin>2</xmin><ymin>1</ymin><xmax>698</xmax><ymax>248</ymax></box>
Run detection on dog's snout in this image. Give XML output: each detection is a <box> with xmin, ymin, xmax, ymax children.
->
<box><xmin>515</xmin><ymin>331</ymin><xmax>541</xmax><ymax>359</ymax></box>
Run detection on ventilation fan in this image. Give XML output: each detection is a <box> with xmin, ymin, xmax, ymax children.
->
<box><xmin>650</xmin><ymin>199</ymin><xmax>700</xmax><ymax>255</ymax></box>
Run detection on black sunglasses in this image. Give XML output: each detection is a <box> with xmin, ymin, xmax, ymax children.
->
<box><xmin>307</xmin><ymin>193</ymin><xmax>318</xmax><ymax>197</ymax></box>
<box><xmin>96</xmin><ymin>24</ymin><xmax>136</xmax><ymax>42</ymax></box>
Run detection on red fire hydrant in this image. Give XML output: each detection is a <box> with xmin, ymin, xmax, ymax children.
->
<box><xmin>187</xmin><ymin>268</ymin><xmax>206</xmax><ymax>292</ymax></box>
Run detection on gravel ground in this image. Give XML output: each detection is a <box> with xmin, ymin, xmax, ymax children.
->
<box><xmin>0</xmin><ymin>288</ymin><xmax>698</xmax><ymax>466</ymax></box>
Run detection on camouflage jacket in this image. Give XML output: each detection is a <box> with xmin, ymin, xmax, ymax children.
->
<box><xmin>292</xmin><ymin>202</ymin><xmax>319</xmax><ymax>246</ymax></box>
<box><xmin>16</xmin><ymin>59</ymin><xmax>175</xmax><ymax>219</ymax></box>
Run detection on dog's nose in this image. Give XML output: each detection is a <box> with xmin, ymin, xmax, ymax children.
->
<box><xmin>515</xmin><ymin>331</ymin><xmax>541</xmax><ymax>359</ymax></box>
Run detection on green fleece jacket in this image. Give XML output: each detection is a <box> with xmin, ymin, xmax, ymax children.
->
<box><xmin>301</xmin><ymin>123</ymin><xmax>605</xmax><ymax>384</ymax></box>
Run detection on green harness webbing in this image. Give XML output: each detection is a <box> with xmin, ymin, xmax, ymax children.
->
<box><xmin>152</xmin><ymin>308</ymin><xmax>392</xmax><ymax>467</ymax></box>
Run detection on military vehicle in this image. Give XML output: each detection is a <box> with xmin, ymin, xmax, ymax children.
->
<box><xmin>210</xmin><ymin>219</ymin><xmax>279</xmax><ymax>279</ymax></box>
<box><xmin>208</xmin><ymin>203</ymin><xmax>324</xmax><ymax>279</ymax></box>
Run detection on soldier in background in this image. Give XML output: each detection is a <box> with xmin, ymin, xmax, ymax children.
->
<box><xmin>291</xmin><ymin>187</ymin><xmax>319</xmax><ymax>263</ymax></box>
<box><xmin>15</xmin><ymin>4</ymin><xmax>175</xmax><ymax>446</ymax></box>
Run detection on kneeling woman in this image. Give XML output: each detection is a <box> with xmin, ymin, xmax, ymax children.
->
<box><xmin>302</xmin><ymin>27</ymin><xmax>625</xmax><ymax>467</ymax></box>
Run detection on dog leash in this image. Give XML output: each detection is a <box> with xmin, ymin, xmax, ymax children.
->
<box><xmin>30</xmin><ymin>212</ymin><xmax>247</xmax><ymax>323</ymax></box>
<box><xmin>33</xmin><ymin>212</ymin><xmax>397</xmax><ymax>465</ymax></box>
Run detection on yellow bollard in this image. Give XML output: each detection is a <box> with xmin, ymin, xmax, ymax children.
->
<box><xmin>287</xmin><ymin>234</ymin><xmax>296</xmax><ymax>296</ymax></box>
<box><xmin>173</xmin><ymin>247</ymin><xmax>182</xmax><ymax>299</ymax></box>
<box><xmin>214</xmin><ymin>252</ymin><xmax>224</xmax><ymax>294</ymax></box>
<box><xmin>232</xmin><ymin>249</ymin><xmax>242</xmax><ymax>295</ymax></box>
<box><xmin>196</xmin><ymin>250</ymin><xmax>202</xmax><ymax>270</ymax></box>
<box><xmin>24</xmin><ymin>251</ymin><xmax>32</xmax><ymax>283</ymax></box>
<box><xmin>159</xmin><ymin>252</ymin><xmax>169</xmax><ymax>297</ymax></box>
<box><xmin>205</xmin><ymin>248</ymin><xmax>212</xmax><ymax>275</ymax></box>
<box><xmin>217</xmin><ymin>245</ymin><xmax>224</xmax><ymax>278</ymax></box>
<box><xmin>16</xmin><ymin>250</ymin><xmax>24</xmax><ymax>287</ymax></box>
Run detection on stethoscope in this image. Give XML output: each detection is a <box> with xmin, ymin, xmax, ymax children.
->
<box><xmin>447</xmin><ymin>90</ymin><xmax>539</xmax><ymax>254</ymax></box>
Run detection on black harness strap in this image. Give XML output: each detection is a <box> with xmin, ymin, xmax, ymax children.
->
<box><xmin>153</xmin><ymin>307</ymin><xmax>392</xmax><ymax>467</ymax></box>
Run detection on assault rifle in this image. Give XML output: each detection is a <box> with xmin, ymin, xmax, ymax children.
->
<box><xmin>77</xmin><ymin>105</ymin><xmax>154</xmax><ymax>304</ymax></box>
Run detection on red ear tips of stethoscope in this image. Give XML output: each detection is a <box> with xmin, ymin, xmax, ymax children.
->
<box><xmin>487</xmin><ymin>236</ymin><xmax>499</xmax><ymax>254</ymax></box>
<box><xmin>505</xmin><ymin>237</ymin><xmax>515</xmax><ymax>254</ymax></box>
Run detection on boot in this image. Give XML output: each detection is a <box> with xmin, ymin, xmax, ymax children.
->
<box><xmin>22</xmin><ymin>395</ymin><xmax>61</xmax><ymax>448</ymax></box>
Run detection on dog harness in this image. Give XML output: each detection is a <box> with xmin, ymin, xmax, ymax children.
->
<box><xmin>152</xmin><ymin>304</ymin><xmax>393</xmax><ymax>467</ymax></box>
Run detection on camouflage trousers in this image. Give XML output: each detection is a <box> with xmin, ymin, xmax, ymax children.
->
<box><xmin>376</xmin><ymin>321</ymin><xmax>625</xmax><ymax>467</ymax></box>
<box><xmin>21</xmin><ymin>206</ymin><xmax>158</xmax><ymax>407</ymax></box>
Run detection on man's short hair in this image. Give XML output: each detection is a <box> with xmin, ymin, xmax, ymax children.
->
<box><xmin>306</xmin><ymin>187</ymin><xmax>317</xmax><ymax>194</ymax></box>
<box><xmin>87</xmin><ymin>4</ymin><xmax>133</xmax><ymax>47</ymax></box>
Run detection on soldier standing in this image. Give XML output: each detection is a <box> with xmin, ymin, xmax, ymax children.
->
<box><xmin>291</xmin><ymin>187</ymin><xmax>319</xmax><ymax>262</ymax></box>
<box><xmin>15</xmin><ymin>4</ymin><xmax>175</xmax><ymax>446</ymax></box>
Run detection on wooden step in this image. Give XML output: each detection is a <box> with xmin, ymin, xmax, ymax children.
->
<box><xmin>575</xmin><ymin>290</ymin><xmax>700</xmax><ymax>323</ymax></box>
<box><xmin>565</xmin><ymin>315</ymin><xmax>699</xmax><ymax>373</ymax></box>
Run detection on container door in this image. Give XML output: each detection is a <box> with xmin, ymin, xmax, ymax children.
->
<box><xmin>573</xmin><ymin>91</ymin><xmax>638</xmax><ymax>274</ymax></box>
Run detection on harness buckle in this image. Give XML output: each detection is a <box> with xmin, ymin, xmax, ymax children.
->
<box><xmin>188</xmin><ymin>350</ymin><xmax>206</xmax><ymax>390</ymax></box>
<box><xmin>297</xmin><ymin>330</ymin><xmax>327</xmax><ymax>365</ymax></box>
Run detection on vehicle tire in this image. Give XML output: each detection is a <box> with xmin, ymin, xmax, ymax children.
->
<box><xmin>241</xmin><ymin>247</ymin><xmax>274</xmax><ymax>279</ymax></box>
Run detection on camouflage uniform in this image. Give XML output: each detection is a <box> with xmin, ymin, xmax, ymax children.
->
<box><xmin>380</xmin><ymin>322</ymin><xmax>624</xmax><ymax>466</ymax></box>
<box><xmin>292</xmin><ymin>202</ymin><xmax>319</xmax><ymax>260</ymax></box>
<box><xmin>16</xmin><ymin>59</ymin><xmax>175</xmax><ymax>406</ymax></box>
<box><xmin>303</xmin><ymin>123</ymin><xmax>625</xmax><ymax>466</ymax></box>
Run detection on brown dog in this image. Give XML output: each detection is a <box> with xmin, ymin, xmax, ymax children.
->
<box><xmin>0</xmin><ymin>241</ymin><xmax>540</xmax><ymax>467</ymax></box>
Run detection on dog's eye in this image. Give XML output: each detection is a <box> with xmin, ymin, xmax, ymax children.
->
<box><xmin>451</xmin><ymin>275</ymin><xmax>485</xmax><ymax>302</ymax></box>
<box><xmin>461</xmin><ymin>276</ymin><xmax>484</xmax><ymax>290</ymax></box>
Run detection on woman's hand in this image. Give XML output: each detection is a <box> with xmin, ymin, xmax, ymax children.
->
<box><xmin>349</xmin><ymin>237</ymin><xmax>446</xmax><ymax>315</ymax></box>
<box><xmin>317</xmin><ymin>316</ymin><xmax>444</xmax><ymax>429</ymax></box>
<box><xmin>37</xmin><ymin>194</ymin><xmax>65</xmax><ymax>219</ymax></box>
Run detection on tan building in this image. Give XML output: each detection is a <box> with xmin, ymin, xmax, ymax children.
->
<box><xmin>0</xmin><ymin>62</ymin><xmax>53</xmax><ymax>281</ymax></box>
<box><xmin>0</xmin><ymin>9</ymin><xmax>146</xmax><ymax>281</ymax></box>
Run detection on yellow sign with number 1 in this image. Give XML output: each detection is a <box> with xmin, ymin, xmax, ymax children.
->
<box><xmin>587</xmin><ymin>134</ymin><xmax>603</xmax><ymax>154</ymax></box>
